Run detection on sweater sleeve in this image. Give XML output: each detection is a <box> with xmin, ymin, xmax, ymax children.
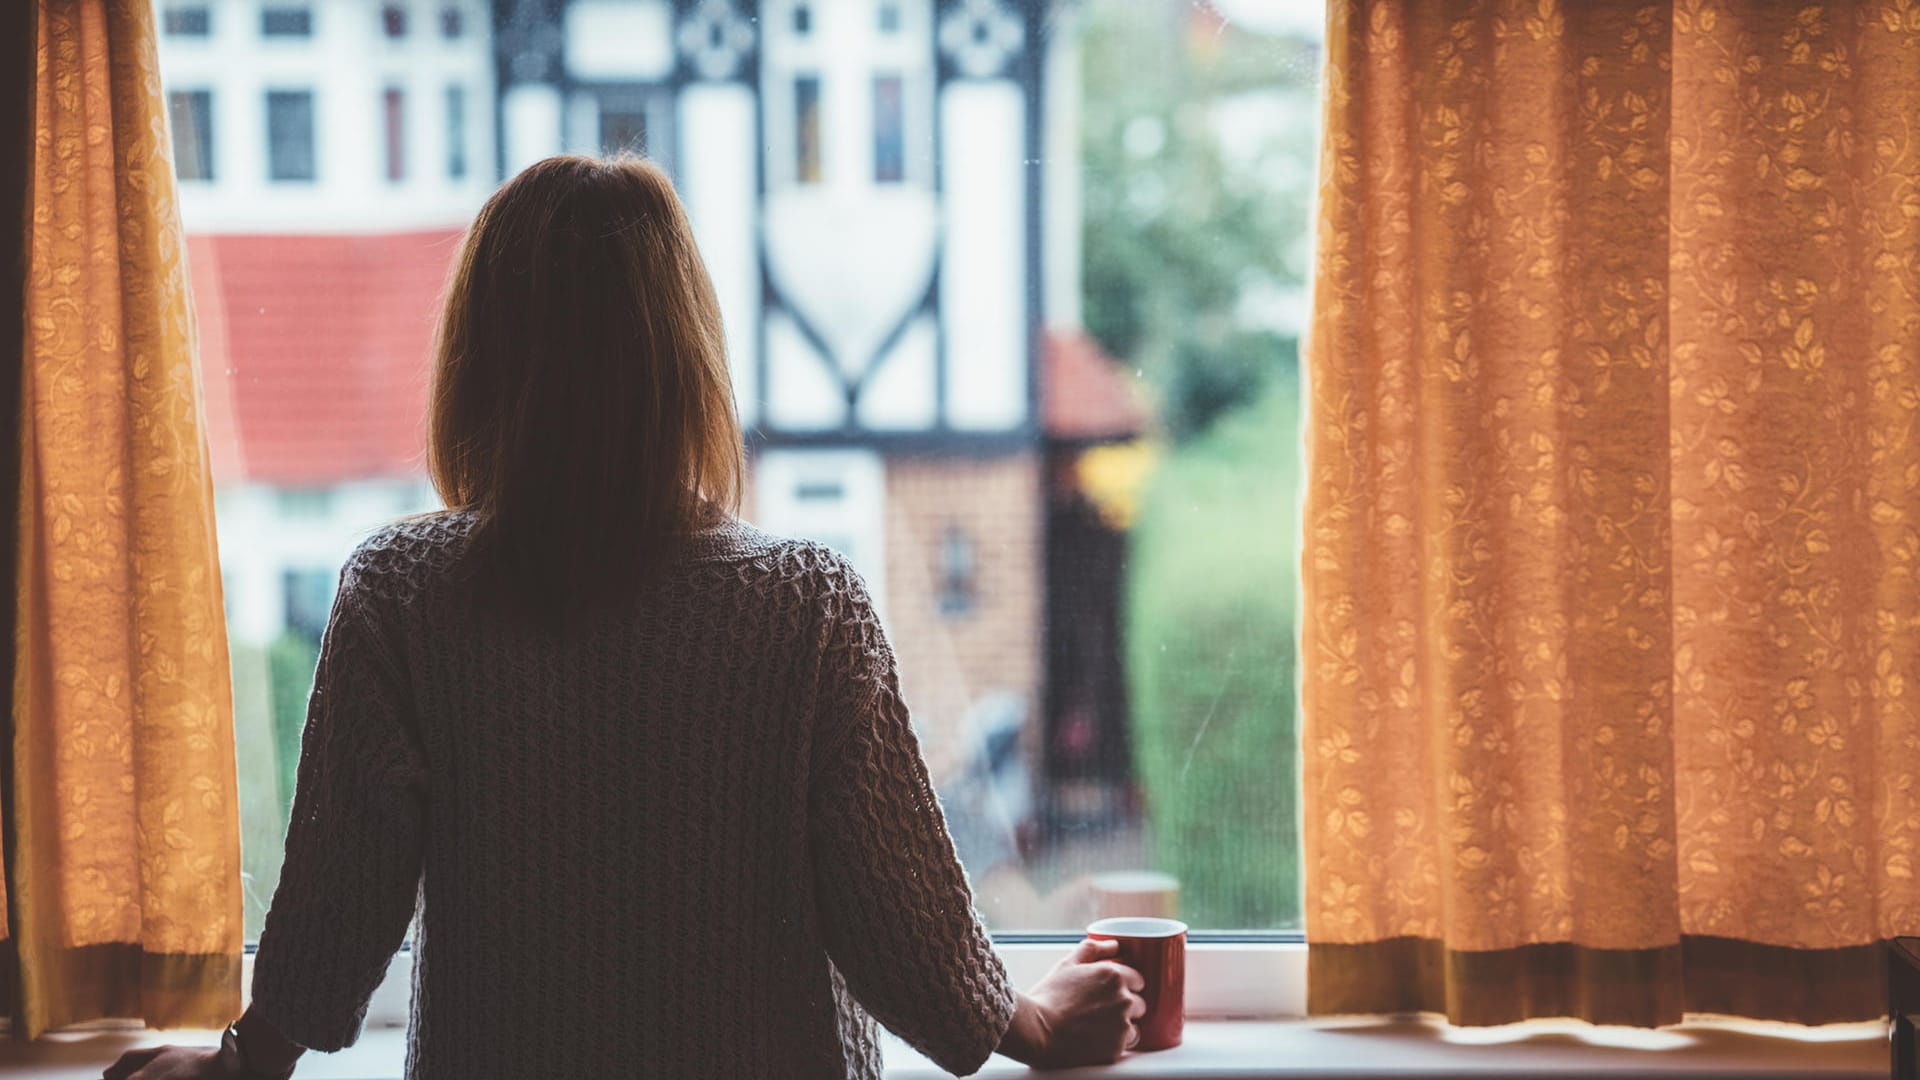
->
<box><xmin>249</xmin><ymin>556</ymin><xmax>427</xmax><ymax>1052</ymax></box>
<box><xmin>808</xmin><ymin>560</ymin><xmax>1018</xmax><ymax>1077</ymax></box>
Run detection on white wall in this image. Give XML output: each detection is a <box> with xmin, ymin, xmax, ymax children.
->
<box><xmin>158</xmin><ymin>0</ymin><xmax>496</xmax><ymax>232</ymax></box>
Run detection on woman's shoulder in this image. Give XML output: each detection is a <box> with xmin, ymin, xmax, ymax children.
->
<box><xmin>692</xmin><ymin>520</ymin><xmax>871</xmax><ymax>600</ymax></box>
<box><xmin>338</xmin><ymin>510</ymin><xmax>479</xmax><ymax>601</ymax></box>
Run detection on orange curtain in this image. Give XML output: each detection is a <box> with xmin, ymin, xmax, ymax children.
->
<box><xmin>1305</xmin><ymin>0</ymin><xmax>1920</xmax><ymax>1026</ymax></box>
<box><xmin>10</xmin><ymin>0</ymin><xmax>240</xmax><ymax>1038</ymax></box>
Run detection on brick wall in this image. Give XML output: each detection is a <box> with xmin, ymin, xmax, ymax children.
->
<box><xmin>881</xmin><ymin>451</ymin><xmax>1044</xmax><ymax>787</ymax></box>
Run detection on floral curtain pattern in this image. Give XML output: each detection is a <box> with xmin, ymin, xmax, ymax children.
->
<box><xmin>11</xmin><ymin>0</ymin><xmax>240</xmax><ymax>1038</ymax></box>
<box><xmin>1306</xmin><ymin>0</ymin><xmax>1920</xmax><ymax>1025</ymax></box>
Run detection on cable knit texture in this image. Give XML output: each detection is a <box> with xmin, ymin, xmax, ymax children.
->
<box><xmin>248</xmin><ymin>510</ymin><xmax>1017</xmax><ymax>1078</ymax></box>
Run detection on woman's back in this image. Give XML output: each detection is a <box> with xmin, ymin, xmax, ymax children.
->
<box><xmin>246</xmin><ymin>509</ymin><xmax>1015</xmax><ymax>1079</ymax></box>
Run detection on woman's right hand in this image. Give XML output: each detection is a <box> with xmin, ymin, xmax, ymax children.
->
<box><xmin>998</xmin><ymin>937</ymin><xmax>1147</xmax><ymax>1068</ymax></box>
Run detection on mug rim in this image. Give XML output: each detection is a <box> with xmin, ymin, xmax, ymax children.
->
<box><xmin>1087</xmin><ymin>916</ymin><xmax>1189</xmax><ymax>938</ymax></box>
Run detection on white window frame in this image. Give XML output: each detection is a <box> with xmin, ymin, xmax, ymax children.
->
<box><xmin>242</xmin><ymin>940</ymin><xmax>1308</xmax><ymax>1028</ymax></box>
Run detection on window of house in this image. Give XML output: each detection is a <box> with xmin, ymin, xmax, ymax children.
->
<box><xmin>599</xmin><ymin>106</ymin><xmax>646</xmax><ymax>157</ymax></box>
<box><xmin>260</xmin><ymin>6</ymin><xmax>312</xmax><ymax>37</ymax></box>
<box><xmin>440</xmin><ymin>5</ymin><xmax>464</xmax><ymax>38</ymax></box>
<box><xmin>445</xmin><ymin>85</ymin><xmax>468</xmax><ymax>180</ymax></box>
<box><xmin>384</xmin><ymin>88</ymin><xmax>407</xmax><ymax>182</ymax></box>
<box><xmin>794</xmin><ymin>74</ymin><xmax>822</xmax><ymax>185</ymax></box>
<box><xmin>162</xmin><ymin>5</ymin><xmax>211</xmax><ymax>36</ymax></box>
<box><xmin>167</xmin><ymin>89</ymin><xmax>214</xmax><ymax>182</ymax></box>
<box><xmin>265</xmin><ymin>90</ymin><xmax>316</xmax><ymax>182</ymax></box>
<box><xmin>938</xmin><ymin>526</ymin><xmax>976</xmax><ymax>616</ymax></box>
<box><xmin>282</xmin><ymin>568</ymin><xmax>336</xmax><ymax>641</ymax></box>
<box><xmin>872</xmin><ymin>74</ymin><xmax>905</xmax><ymax>184</ymax></box>
<box><xmin>274</xmin><ymin>487</ymin><xmax>333</xmax><ymax>519</ymax></box>
<box><xmin>158</xmin><ymin>0</ymin><xmax>1318</xmax><ymax>961</ymax></box>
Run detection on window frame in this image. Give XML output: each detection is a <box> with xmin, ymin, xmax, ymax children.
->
<box><xmin>165</xmin><ymin>87</ymin><xmax>216</xmax><ymax>183</ymax></box>
<box><xmin>259</xmin><ymin>5</ymin><xmax>314</xmax><ymax>38</ymax></box>
<box><xmin>161</xmin><ymin>4</ymin><xmax>212</xmax><ymax>37</ymax></box>
<box><xmin>383</xmin><ymin>86</ymin><xmax>408</xmax><ymax>183</ymax></box>
<box><xmin>175</xmin><ymin>0</ymin><xmax>1310</xmax><ymax>1027</ymax></box>
<box><xmin>444</xmin><ymin>84</ymin><xmax>468</xmax><ymax>180</ymax></box>
<box><xmin>242</xmin><ymin>934</ymin><xmax>1310</xmax><ymax>1028</ymax></box>
<box><xmin>264</xmin><ymin>88</ymin><xmax>319</xmax><ymax>183</ymax></box>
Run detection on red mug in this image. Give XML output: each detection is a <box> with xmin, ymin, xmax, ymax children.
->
<box><xmin>1087</xmin><ymin>916</ymin><xmax>1186</xmax><ymax>1052</ymax></box>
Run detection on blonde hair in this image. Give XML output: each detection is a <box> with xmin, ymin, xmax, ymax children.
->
<box><xmin>428</xmin><ymin>155</ymin><xmax>744</xmax><ymax>625</ymax></box>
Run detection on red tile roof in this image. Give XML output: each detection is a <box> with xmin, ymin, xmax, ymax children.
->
<box><xmin>1041</xmin><ymin>329</ymin><xmax>1149</xmax><ymax>442</ymax></box>
<box><xmin>190</xmin><ymin>229</ymin><xmax>463</xmax><ymax>485</ymax></box>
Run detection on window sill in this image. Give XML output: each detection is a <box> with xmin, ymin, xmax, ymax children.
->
<box><xmin>1</xmin><ymin>1017</ymin><xmax>1884</xmax><ymax>1079</ymax></box>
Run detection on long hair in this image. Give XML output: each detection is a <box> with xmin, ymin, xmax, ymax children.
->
<box><xmin>427</xmin><ymin>154</ymin><xmax>744</xmax><ymax>626</ymax></box>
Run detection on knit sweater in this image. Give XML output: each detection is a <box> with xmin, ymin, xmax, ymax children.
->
<box><xmin>248</xmin><ymin>509</ymin><xmax>1018</xmax><ymax>1078</ymax></box>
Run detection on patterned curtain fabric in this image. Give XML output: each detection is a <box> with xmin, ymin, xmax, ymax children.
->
<box><xmin>9</xmin><ymin>0</ymin><xmax>240</xmax><ymax>1038</ymax></box>
<box><xmin>1305</xmin><ymin>0</ymin><xmax>1920</xmax><ymax>1026</ymax></box>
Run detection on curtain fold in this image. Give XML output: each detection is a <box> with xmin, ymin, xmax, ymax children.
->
<box><xmin>1306</xmin><ymin>0</ymin><xmax>1920</xmax><ymax>1026</ymax></box>
<box><xmin>10</xmin><ymin>0</ymin><xmax>240</xmax><ymax>1038</ymax></box>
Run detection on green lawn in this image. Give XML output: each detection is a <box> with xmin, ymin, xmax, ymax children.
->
<box><xmin>1125</xmin><ymin>374</ymin><xmax>1303</xmax><ymax>929</ymax></box>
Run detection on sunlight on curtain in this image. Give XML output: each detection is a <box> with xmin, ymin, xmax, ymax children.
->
<box><xmin>1306</xmin><ymin>0</ymin><xmax>1920</xmax><ymax>1026</ymax></box>
<box><xmin>12</xmin><ymin>0</ymin><xmax>240</xmax><ymax>1037</ymax></box>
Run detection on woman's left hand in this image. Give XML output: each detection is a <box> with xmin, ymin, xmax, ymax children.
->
<box><xmin>101</xmin><ymin>1044</ymin><xmax>238</xmax><ymax>1080</ymax></box>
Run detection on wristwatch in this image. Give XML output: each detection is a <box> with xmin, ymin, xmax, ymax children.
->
<box><xmin>218</xmin><ymin>1021</ymin><xmax>298</xmax><ymax>1080</ymax></box>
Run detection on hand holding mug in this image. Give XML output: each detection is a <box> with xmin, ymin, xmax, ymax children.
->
<box><xmin>1088</xmin><ymin>917</ymin><xmax>1187</xmax><ymax>1051</ymax></box>
<box><xmin>1009</xmin><ymin>937</ymin><xmax>1147</xmax><ymax>1067</ymax></box>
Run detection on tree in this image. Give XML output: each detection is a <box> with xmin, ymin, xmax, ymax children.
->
<box><xmin>1079</xmin><ymin>0</ymin><xmax>1316</xmax><ymax>440</ymax></box>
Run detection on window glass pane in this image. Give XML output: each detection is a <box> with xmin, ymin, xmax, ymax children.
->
<box><xmin>158</xmin><ymin>0</ymin><xmax>1318</xmax><ymax>942</ymax></box>
<box><xmin>599</xmin><ymin>107</ymin><xmax>646</xmax><ymax>157</ymax></box>
<box><xmin>261</xmin><ymin>6</ymin><xmax>312</xmax><ymax>37</ymax></box>
<box><xmin>794</xmin><ymin>74</ymin><xmax>821</xmax><ymax>185</ymax></box>
<box><xmin>163</xmin><ymin>5</ymin><xmax>211</xmax><ymax>36</ymax></box>
<box><xmin>282</xmin><ymin>568</ymin><xmax>335</xmax><ymax>640</ymax></box>
<box><xmin>441</xmin><ymin>6</ymin><xmax>464</xmax><ymax>38</ymax></box>
<box><xmin>445</xmin><ymin>85</ymin><xmax>467</xmax><ymax>179</ymax></box>
<box><xmin>275</xmin><ymin>488</ymin><xmax>333</xmax><ymax>520</ymax></box>
<box><xmin>167</xmin><ymin>89</ymin><xmax>213</xmax><ymax>182</ymax></box>
<box><xmin>872</xmin><ymin>74</ymin><xmax>904</xmax><ymax>184</ymax></box>
<box><xmin>265</xmin><ymin>90</ymin><xmax>316</xmax><ymax>182</ymax></box>
<box><xmin>385</xmin><ymin>88</ymin><xmax>407</xmax><ymax>182</ymax></box>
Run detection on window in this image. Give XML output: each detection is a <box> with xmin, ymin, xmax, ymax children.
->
<box><xmin>794</xmin><ymin>74</ymin><xmax>822</xmax><ymax>184</ymax></box>
<box><xmin>445</xmin><ymin>85</ymin><xmax>467</xmax><ymax>179</ymax></box>
<box><xmin>157</xmin><ymin>0</ymin><xmax>1319</xmax><ymax>956</ymax></box>
<box><xmin>939</xmin><ymin>526</ymin><xmax>976</xmax><ymax>615</ymax></box>
<box><xmin>260</xmin><ymin>6</ymin><xmax>312</xmax><ymax>37</ymax></box>
<box><xmin>274</xmin><ymin>487</ymin><xmax>333</xmax><ymax>519</ymax></box>
<box><xmin>384</xmin><ymin>88</ymin><xmax>407</xmax><ymax>182</ymax></box>
<box><xmin>440</xmin><ymin>5</ymin><xmax>463</xmax><ymax>38</ymax></box>
<box><xmin>599</xmin><ymin>106</ymin><xmax>646</xmax><ymax>157</ymax></box>
<box><xmin>872</xmin><ymin>74</ymin><xmax>905</xmax><ymax>184</ymax></box>
<box><xmin>167</xmin><ymin>90</ymin><xmax>214</xmax><ymax>182</ymax></box>
<box><xmin>282</xmin><ymin>568</ymin><xmax>335</xmax><ymax>640</ymax></box>
<box><xmin>265</xmin><ymin>90</ymin><xmax>316</xmax><ymax>182</ymax></box>
<box><xmin>162</xmin><ymin>5</ymin><xmax>210</xmax><ymax>36</ymax></box>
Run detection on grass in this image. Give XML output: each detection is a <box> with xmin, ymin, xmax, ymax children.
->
<box><xmin>1124</xmin><ymin>374</ymin><xmax>1303</xmax><ymax>929</ymax></box>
